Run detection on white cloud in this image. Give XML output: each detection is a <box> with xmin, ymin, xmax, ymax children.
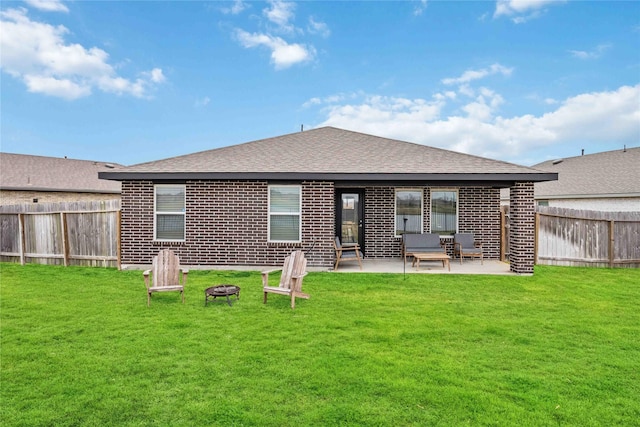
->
<box><xmin>311</xmin><ymin>84</ymin><xmax>640</xmax><ymax>162</ymax></box>
<box><xmin>313</xmin><ymin>94</ymin><xmax>447</xmax><ymax>142</ymax></box>
<box><xmin>24</xmin><ymin>0</ymin><xmax>68</xmax><ymax>13</ymax></box>
<box><xmin>221</xmin><ymin>0</ymin><xmax>248</xmax><ymax>15</ymax></box>
<box><xmin>235</xmin><ymin>29</ymin><xmax>315</xmax><ymax>69</ymax></box>
<box><xmin>195</xmin><ymin>96</ymin><xmax>211</xmax><ymax>107</ymax></box>
<box><xmin>23</xmin><ymin>74</ymin><xmax>90</xmax><ymax>100</ymax></box>
<box><xmin>413</xmin><ymin>0</ymin><xmax>428</xmax><ymax>16</ymax></box>
<box><xmin>263</xmin><ymin>0</ymin><xmax>296</xmax><ymax>33</ymax></box>
<box><xmin>494</xmin><ymin>0</ymin><xmax>565</xmax><ymax>23</ymax></box>
<box><xmin>0</xmin><ymin>8</ymin><xmax>165</xmax><ymax>100</ymax></box>
<box><xmin>569</xmin><ymin>43</ymin><xmax>612</xmax><ymax>60</ymax></box>
<box><xmin>308</xmin><ymin>16</ymin><xmax>330</xmax><ymax>38</ymax></box>
<box><xmin>233</xmin><ymin>1</ymin><xmax>324</xmax><ymax>69</ymax></box>
<box><xmin>145</xmin><ymin>68</ymin><xmax>166</xmax><ymax>83</ymax></box>
<box><xmin>442</xmin><ymin>63</ymin><xmax>513</xmax><ymax>85</ymax></box>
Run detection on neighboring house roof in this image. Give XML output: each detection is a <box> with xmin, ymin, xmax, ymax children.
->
<box><xmin>100</xmin><ymin>127</ymin><xmax>556</xmax><ymax>186</ymax></box>
<box><xmin>0</xmin><ymin>153</ymin><xmax>123</xmax><ymax>194</ymax></box>
<box><xmin>533</xmin><ymin>147</ymin><xmax>640</xmax><ymax>199</ymax></box>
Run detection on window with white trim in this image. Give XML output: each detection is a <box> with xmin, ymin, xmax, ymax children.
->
<box><xmin>154</xmin><ymin>184</ymin><xmax>186</xmax><ymax>241</ymax></box>
<box><xmin>268</xmin><ymin>185</ymin><xmax>301</xmax><ymax>242</ymax></box>
<box><xmin>395</xmin><ymin>189</ymin><xmax>423</xmax><ymax>237</ymax></box>
<box><xmin>430</xmin><ymin>189</ymin><xmax>458</xmax><ymax>236</ymax></box>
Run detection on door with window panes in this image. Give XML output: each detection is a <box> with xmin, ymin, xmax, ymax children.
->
<box><xmin>336</xmin><ymin>189</ymin><xmax>364</xmax><ymax>253</ymax></box>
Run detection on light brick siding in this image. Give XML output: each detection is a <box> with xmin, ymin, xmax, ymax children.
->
<box><xmin>121</xmin><ymin>181</ymin><xmax>503</xmax><ymax>268</ymax></box>
<box><xmin>121</xmin><ymin>180</ymin><xmax>335</xmax><ymax>267</ymax></box>
<box><xmin>509</xmin><ymin>182</ymin><xmax>535</xmax><ymax>274</ymax></box>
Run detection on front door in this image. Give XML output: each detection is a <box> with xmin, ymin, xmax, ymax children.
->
<box><xmin>336</xmin><ymin>189</ymin><xmax>365</xmax><ymax>254</ymax></box>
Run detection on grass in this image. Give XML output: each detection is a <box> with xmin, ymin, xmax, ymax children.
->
<box><xmin>1</xmin><ymin>263</ymin><xmax>639</xmax><ymax>426</ymax></box>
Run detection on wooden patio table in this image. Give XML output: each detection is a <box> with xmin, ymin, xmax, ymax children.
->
<box><xmin>410</xmin><ymin>253</ymin><xmax>451</xmax><ymax>271</ymax></box>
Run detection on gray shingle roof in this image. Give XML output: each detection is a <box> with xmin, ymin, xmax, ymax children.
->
<box><xmin>0</xmin><ymin>153</ymin><xmax>123</xmax><ymax>193</ymax></box>
<box><xmin>533</xmin><ymin>147</ymin><xmax>640</xmax><ymax>198</ymax></box>
<box><xmin>100</xmin><ymin>127</ymin><xmax>556</xmax><ymax>183</ymax></box>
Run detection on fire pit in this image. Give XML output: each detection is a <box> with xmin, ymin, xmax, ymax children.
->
<box><xmin>204</xmin><ymin>285</ymin><xmax>240</xmax><ymax>306</ymax></box>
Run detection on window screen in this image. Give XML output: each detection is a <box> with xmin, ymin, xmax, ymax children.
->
<box><xmin>155</xmin><ymin>185</ymin><xmax>186</xmax><ymax>241</ymax></box>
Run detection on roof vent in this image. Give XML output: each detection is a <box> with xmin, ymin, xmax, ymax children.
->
<box><xmin>552</xmin><ymin>159</ymin><xmax>563</xmax><ymax>165</ymax></box>
<box><xmin>104</xmin><ymin>163</ymin><xmax>115</xmax><ymax>169</ymax></box>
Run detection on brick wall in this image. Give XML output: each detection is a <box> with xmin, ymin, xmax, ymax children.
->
<box><xmin>121</xmin><ymin>180</ymin><xmax>334</xmax><ymax>267</ymax></box>
<box><xmin>509</xmin><ymin>182</ymin><xmax>535</xmax><ymax>274</ymax></box>
<box><xmin>363</xmin><ymin>186</ymin><xmax>500</xmax><ymax>259</ymax></box>
<box><xmin>364</xmin><ymin>186</ymin><xmax>398</xmax><ymax>257</ymax></box>
<box><xmin>121</xmin><ymin>180</ymin><xmax>502</xmax><ymax>268</ymax></box>
<box><xmin>458</xmin><ymin>187</ymin><xmax>501</xmax><ymax>259</ymax></box>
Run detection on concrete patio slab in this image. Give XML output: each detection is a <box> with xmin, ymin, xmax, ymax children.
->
<box><xmin>330</xmin><ymin>258</ymin><xmax>515</xmax><ymax>275</ymax></box>
<box><xmin>125</xmin><ymin>258</ymin><xmax>515</xmax><ymax>275</ymax></box>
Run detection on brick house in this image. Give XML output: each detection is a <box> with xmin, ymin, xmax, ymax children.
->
<box><xmin>500</xmin><ymin>147</ymin><xmax>640</xmax><ymax>212</ymax></box>
<box><xmin>100</xmin><ymin>127</ymin><xmax>557</xmax><ymax>274</ymax></box>
<box><xmin>0</xmin><ymin>153</ymin><xmax>122</xmax><ymax>206</ymax></box>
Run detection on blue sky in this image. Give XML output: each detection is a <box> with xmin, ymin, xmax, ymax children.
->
<box><xmin>1</xmin><ymin>0</ymin><xmax>639</xmax><ymax>167</ymax></box>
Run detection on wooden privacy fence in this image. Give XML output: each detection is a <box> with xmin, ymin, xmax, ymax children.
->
<box><xmin>0</xmin><ymin>201</ymin><xmax>121</xmax><ymax>268</ymax></box>
<box><xmin>535</xmin><ymin>207</ymin><xmax>640</xmax><ymax>268</ymax></box>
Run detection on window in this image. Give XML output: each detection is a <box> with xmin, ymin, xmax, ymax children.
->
<box><xmin>431</xmin><ymin>189</ymin><xmax>458</xmax><ymax>236</ymax></box>
<box><xmin>269</xmin><ymin>185</ymin><xmax>301</xmax><ymax>242</ymax></box>
<box><xmin>155</xmin><ymin>185</ymin><xmax>186</xmax><ymax>241</ymax></box>
<box><xmin>396</xmin><ymin>189</ymin><xmax>423</xmax><ymax>236</ymax></box>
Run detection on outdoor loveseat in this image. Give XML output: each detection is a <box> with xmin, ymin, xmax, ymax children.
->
<box><xmin>402</xmin><ymin>233</ymin><xmax>445</xmax><ymax>263</ymax></box>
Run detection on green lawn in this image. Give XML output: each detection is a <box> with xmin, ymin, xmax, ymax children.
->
<box><xmin>1</xmin><ymin>263</ymin><xmax>639</xmax><ymax>426</ymax></box>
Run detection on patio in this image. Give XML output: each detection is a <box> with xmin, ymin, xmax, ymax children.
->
<box><xmin>159</xmin><ymin>258</ymin><xmax>515</xmax><ymax>275</ymax></box>
<box><xmin>121</xmin><ymin>258</ymin><xmax>518</xmax><ymax>276</ymax></box>
<box><xmin>329</xmin><ymin>258</ymin><xmax>514</xmax><ymax>275</ymax></box>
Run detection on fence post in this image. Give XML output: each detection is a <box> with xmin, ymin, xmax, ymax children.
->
<box><xmin>117</xmin><ymin>210</ymin><xmax>122</xmax><ymax>270</ymax></box>
<box><xmin>500</xmin><ymin>207</ymin><xmax>506</xmax><ymax>261</ymax></box>
<box><xmin>609</xmin><ymin>220</ymin><xmax>615</xmax><ymax>268</ymax></box>
<box><xmin>61</xmin><ymin>212</ymin><xmax>70</xmax><ymax>267</ymax></box>
<box><xmin>534</xmin><ymin>212</ymin><xmax>540</xmax><ymax>265</ymax></box>
<box><xmin>18</xmin><ymin>213</ymin><xmax>25</xmax><ymax>265</ymax></box>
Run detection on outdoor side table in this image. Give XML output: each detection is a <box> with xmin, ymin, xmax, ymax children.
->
<box><xmin>205</xmin><ymin>285</ymin><xmax>240</xmax><ymax>306</ymax></box>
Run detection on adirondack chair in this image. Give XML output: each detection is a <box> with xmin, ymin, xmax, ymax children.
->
<box><xmin>262</xmin><ymin>250</ymin><xmax>309</xmax><ymax>309</ymax></box>
<box><xmin>143</xmin><ymin>249</ymin><xmax>188</xmax><ymax>306</ymax></box>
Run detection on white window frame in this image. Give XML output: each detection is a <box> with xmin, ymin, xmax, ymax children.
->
<box><xmin>154</xmin><ymin>184</ymin><xmax>186</xmax><ymax>242</ymax></box>
<box><xmin>430</xmin><ymin>188</ymin><xmax>459</xmax><ymax>237</ymax></box>
<box><xmin>268</xmin><ymin>184</ymin><xmax>302</xmax><ymax>243</ymax></box>
<box><xmin>395</xmin><ymin>188</ymin><xmax>423</xmax><ymax>237</ymax></box>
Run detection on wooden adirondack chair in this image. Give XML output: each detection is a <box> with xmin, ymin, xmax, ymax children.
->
<box><xmin>262</xmin><ymin>250</ymin><xmax>309</xmax><ymax>309</ymax></box>
<box><xmin>143</xmin><ymin>249</ymin><xmax>188</xmax><ymax>306</ymax></box>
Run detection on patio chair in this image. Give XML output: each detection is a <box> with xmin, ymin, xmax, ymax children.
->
<box><xmin>143</xmin><ymin>249</ymin><xmax>188</xmax><ymax>306</ymax></box>
<box><xmin>333</xmin><ymin>236</ymin><xmax>363</xmax><ymax>271</ymax></box>
<box><xmin>262</xmin><ymin>250</ymin><xmax>310</xmax><ymax>309</ymax></box>
<box><xmin>453</xmin><ymin>233</ymin><xmax>483</xmax><ymax>264</ymax></box>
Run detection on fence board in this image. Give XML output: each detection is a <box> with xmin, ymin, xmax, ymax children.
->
<box><xmin>536</xmin><ymin>206</ymin><xmax>640</xmax><ymax>268</ymax></box>
<box><xmin>0</xmin><ymin>201</ymin><xmax>120</xmax><ymax>268</ymax></box>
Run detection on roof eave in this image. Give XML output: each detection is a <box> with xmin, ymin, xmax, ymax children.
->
<box><xmin>536</xmin><ymin>192</ymin><xmax>640</xmax><ymax>200</ymax></box>
<box><xmin>0</xmin><ymin>186</ymin><xmax>120</xmax><ymax>194</ymax></box>
<box><xmin>99</xmin><ymin>171</ymin><xmax>558</xmax><ymax>183</ymax></box>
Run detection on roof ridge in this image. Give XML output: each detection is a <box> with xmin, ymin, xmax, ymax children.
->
<box><xmin>533</xmin><ymin>146</ymin><xmax>640</xmax><ymax>167</ymax></box>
